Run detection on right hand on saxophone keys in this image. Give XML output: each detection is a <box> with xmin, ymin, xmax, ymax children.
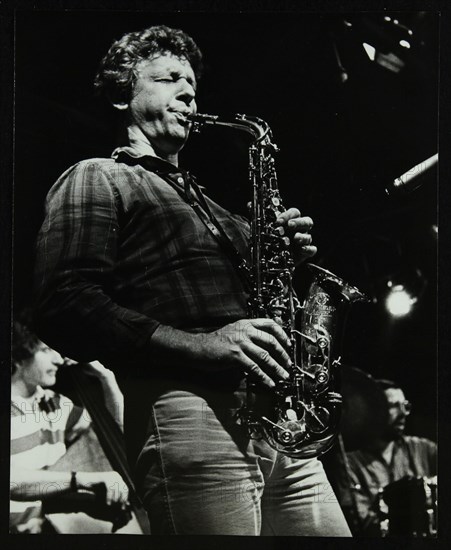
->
<box><xmin>275</xmin><ymin>208</ymin><xmax>317</xmax><ymax>265</ymax></box>
<box><xmin>199</xmin><ymin>319</ymin><xmax>292</xmax><ymax>388</ymax></box>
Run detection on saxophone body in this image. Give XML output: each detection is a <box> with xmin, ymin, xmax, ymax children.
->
<box><xmin>189</xmin><ymin>113</ymin><xmax>367</xmax><ymax>458</ymax></box>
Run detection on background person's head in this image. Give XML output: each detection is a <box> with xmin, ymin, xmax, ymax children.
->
<box><xmin>12</xmin><ymin>310</ymin><xmax>63</xmax><ymax>392</ymax></box>
<box><xmin>376</xmin><ymin>379</ymin><xmax>412</xmax><ymax>441</ymax></box>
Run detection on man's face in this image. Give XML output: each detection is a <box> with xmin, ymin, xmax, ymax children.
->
<box><xmin>384</xmin><ymin>388</ymin><xmax>411</xmax><ymax>440</ymax></box>
<box><xmin>127</xmin><ymin>53</ymin><xmax>197</xmax><ymax>157</ymax></box>
<box><xmin>19</xmin><ymin>342</ymin><xmax>64</xmax><ymax>389</ymax></box>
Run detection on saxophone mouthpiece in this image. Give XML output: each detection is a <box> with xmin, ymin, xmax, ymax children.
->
<box><xmin>188</xmin><ymin>113</ymin><xmax>218</xmax><ymax>122</ymax></box>
<box><xmin>188</xmin><ymin>113</ymin><xmax>219</xmax><ymax>133</ymax></box>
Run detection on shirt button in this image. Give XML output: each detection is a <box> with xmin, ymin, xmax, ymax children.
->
<box><xmin>177</xmin><ymin>177</ymin><xmax>184</xmax><ymax>184</ymax></box>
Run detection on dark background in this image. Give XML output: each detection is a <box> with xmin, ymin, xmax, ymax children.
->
<box><xmin>13</xmin><ymin>10</ymin><xmax>438</xmax><ymax>440</ymax></box>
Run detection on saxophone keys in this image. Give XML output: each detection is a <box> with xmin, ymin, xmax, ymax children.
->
<box><xmin>316</xmin><ymin>336</ymin><xmax>328</xmax><ymax>349</ymax></box>
<box><xmin>307</xmin><ymin>364</ymin><xmax>330</xmax><ymax>388</ymax></box>
<box><xmin>279</xmin><ymin>430</ymin><xmax>295</xmax><ymax>444</ymax></box>
<box><xmin>316</xmin><ymin>371</ymin><xmax>329</xmax><ymax>385</ymax></box>
<box><xmin>286</xmin><ymin>408</ymin><xmax>298</xmax><ymax>421</ymax></box>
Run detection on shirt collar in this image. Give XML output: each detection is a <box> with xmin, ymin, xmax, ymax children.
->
<box><xmin>111</xmin><ymin>127</ymin><xmax>206</xmax><ymax>191</ymax></box>
<box><xmin>112</xmin><ymin>126</ymin><xmax>180</xmax><ymax>174</ymax></box>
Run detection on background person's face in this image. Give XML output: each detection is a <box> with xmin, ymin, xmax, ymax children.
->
<box><xmin>127</xmin><ymin>53</ymin><xmax>197</xmax><ymax>158</ymax></box>
<box><xmin>19</xmin><ymin>342</ymin><xmax>64</xmax><ymax>389</ymax></box>
<box><xmin>384</xmin><ymin>388</ymin><xmax>410</xmax><ymax>439</ymax></box>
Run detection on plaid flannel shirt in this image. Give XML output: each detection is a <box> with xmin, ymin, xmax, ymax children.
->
<box><xmin>33</xmin><ymin>148</ymin><xmax>250</xmax><ymax>365</ymax></box>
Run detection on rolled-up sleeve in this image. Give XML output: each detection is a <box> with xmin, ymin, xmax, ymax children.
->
<box><xmin>33</xmin><ymin>161</ymin><xmax>160</xmax><ymax>364</ymax></box>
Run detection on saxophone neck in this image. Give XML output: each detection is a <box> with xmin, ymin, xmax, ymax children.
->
<box><xmin>188</xmin><ymin>113</ymin><xmax>278</xmax><ymax>151</ymax></box>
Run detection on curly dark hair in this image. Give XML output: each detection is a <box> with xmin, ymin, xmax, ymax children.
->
<box><xmin>12</xmin><ymin>309</ymin><xmax>41</xmax><ymax>371</ymax></box>
<box><xmin>94</xmin><ymin>25</ymin><xmax>203</xmax><ymax>104</ymax></box>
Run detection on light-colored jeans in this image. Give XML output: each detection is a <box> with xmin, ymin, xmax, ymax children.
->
<box><xmin>136</xmin><ymin>387</ymin><xmax>352</xmax><ymax>536</ymax></box>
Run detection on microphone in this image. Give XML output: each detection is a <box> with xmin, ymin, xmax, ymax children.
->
<box><xmin>385</xmin><ymin>153</ymin><xmax>438</xmax><ymax>195</ymax></box>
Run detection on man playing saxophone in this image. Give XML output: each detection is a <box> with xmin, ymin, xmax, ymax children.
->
<box><xmin>33</xmin><ymin>25</ymin><xmax>351</xmax><ymax>536</ymax></box>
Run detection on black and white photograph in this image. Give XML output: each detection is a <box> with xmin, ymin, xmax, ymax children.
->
<box><xmin>3</xmin><ymin>3</ymin><xmax>446</xmax><ymax>541</ymax></box>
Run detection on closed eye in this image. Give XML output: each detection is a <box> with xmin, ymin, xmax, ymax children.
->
<box><xmin>155</xmin><ymin>73</ymin><xmax>196</xmax><ymax>91</ymax></box>
<box><xmin>38</xmin><ymin>345</ymin><xmax>52</xmax><ymax>353</ymax></box>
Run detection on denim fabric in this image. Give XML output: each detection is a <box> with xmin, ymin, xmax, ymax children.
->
<box><xmin>137</xmin><ymin>388</ymin><xmax>351</xmax><ymax>536</ymax></box>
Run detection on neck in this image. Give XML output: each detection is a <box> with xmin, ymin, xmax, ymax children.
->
<box><xmin>381</xmin><ymin>440</ymin><xmax>395</xmax><ymax>463</ymax></box>
<box><xmin>368</xmin><ymin>438</ymin><xmax>395</xmax><ymax>459</ymax></box>
<box><xmin>11</xmin><ymin>377</ymin><xmax>38</xmax><ymax>399</ymax></box>
<box><xmin>127</xmin><ymin>125</ymin><xmax>179</xmax><ymax>166</ymax></box>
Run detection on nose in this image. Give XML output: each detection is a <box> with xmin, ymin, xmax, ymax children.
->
<box><xmin>52</xmin><ymin>350</ymin><xmax>64</xmax><ymax>366</ymax></box>
<box><xmin>176</xmin><ymin>79</ymin><xmax>196</xmax><ymax>106</ymax></box>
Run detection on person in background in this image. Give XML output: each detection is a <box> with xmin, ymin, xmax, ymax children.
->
<box><xmin>338</xmin><ymin>379</ymin><xmax>437</xmax><ymax>536</ymax></box>
<box><xmin>10</xmin><ymin>312</ymin><xmax>129</xmax><ymax>534</ymax></box>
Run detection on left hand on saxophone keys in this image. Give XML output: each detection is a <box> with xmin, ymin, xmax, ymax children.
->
<box><xmin>275</xmin><ymin>208</ymin><xmax>317</xmax><ymax>264</ymax></box>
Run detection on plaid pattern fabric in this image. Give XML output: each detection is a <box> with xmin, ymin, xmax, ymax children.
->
<box><xmin>34</xmin><ymin>150</ymin><xmax>250</xmax><ymax>364</ymax></box>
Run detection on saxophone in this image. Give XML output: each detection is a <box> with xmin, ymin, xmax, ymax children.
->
<box><xmin>189</xmin><ymin>113</ymin><xmax>367</xmax><ymax>458</ymax></box>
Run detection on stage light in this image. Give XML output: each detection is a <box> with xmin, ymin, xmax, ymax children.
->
<box><xmin>383</xmin><ymin>268</ymin><xmax>426</xmax><ymax>318</ymax></box>
<box><xmin>363</xmin><ymin>42</ymin><xmax>376</xmax><ymax>61</ymax></box>
<box><xmin>339</xmin><ymin>14</ymin><xmax>426</xmax><ymax>76</ymax></box>
<box><xmin>385</xmin><ymin>284</ymin><xmax>416</xmax><ymax>317</ymax></box>
<box><xmin>375</xmin><ymin>51</ymin><xmax>405</xmax><ymax>73</ymax></box>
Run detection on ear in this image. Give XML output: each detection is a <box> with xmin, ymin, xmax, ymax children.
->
<box><xmin>111</xmin><ymin>101</ymin><xmax>129</xmax><ymax>111</ymax></box>
<box><xmin>12</xmin><ymin>360</ymin><xmax>25</xmax><ymax>378</ymax></box>
<box><xmin>106</xmin><ymin>85</ymin><xmax>131</xmax><ymax>112</ymax></box>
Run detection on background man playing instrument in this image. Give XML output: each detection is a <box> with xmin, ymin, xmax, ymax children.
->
<box><xmin>338</xmin><ymin>379</ymin><xmax>437</xmax><ymax>536</ymax></box>
<box><xmin>10</xmin><ymin>312</ymin><xmax>129</xmax><ymax>534</ymax></box>
<box><xmin>33</xmin><ymin>24</ymin><xmax>351</xmax><ymax>535</ymax></box>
